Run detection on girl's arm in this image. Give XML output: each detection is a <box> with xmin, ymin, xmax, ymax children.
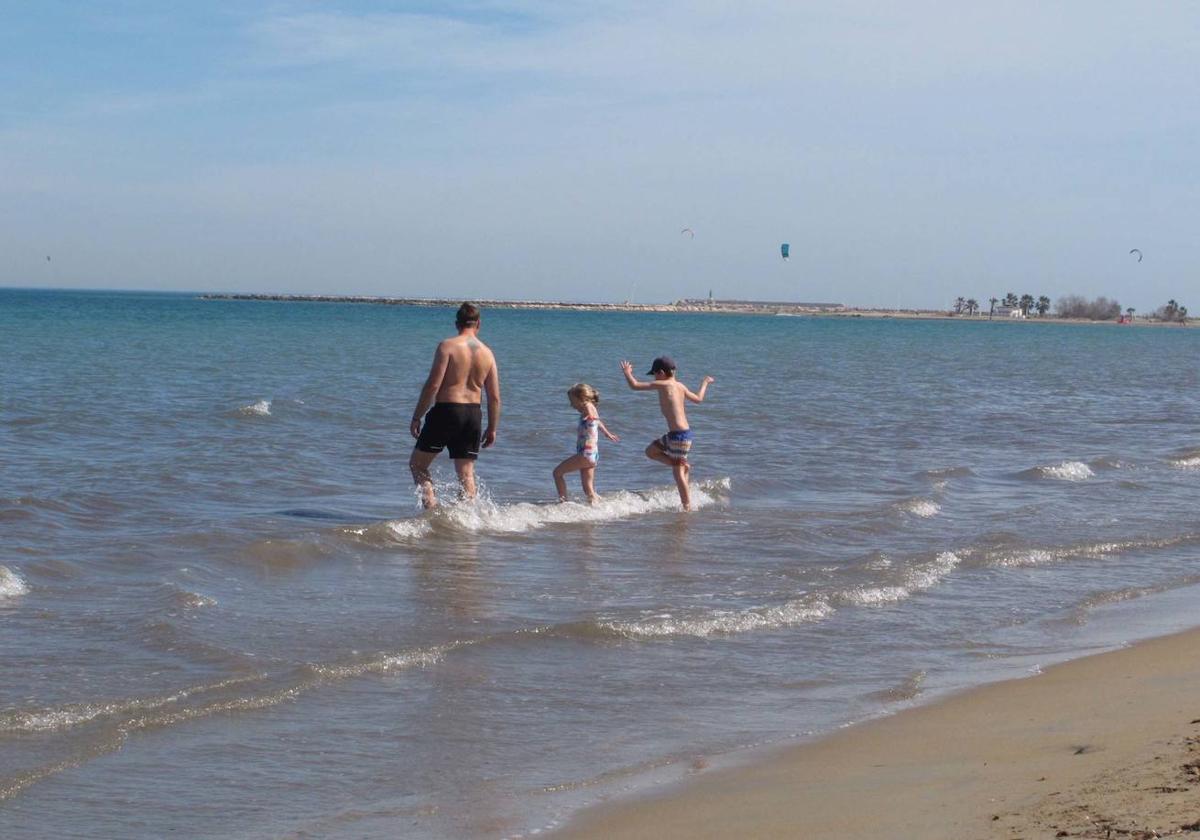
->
<box><xmin>598</xmin><ymin>420</ymin><xmax>619</xmax><ymax>442</ymax></box>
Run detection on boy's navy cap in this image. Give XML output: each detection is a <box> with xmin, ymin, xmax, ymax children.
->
<box><xmin>647</xmin><ymin>356</ymin><xmax>676</xmax><ymax>375</ymax></box>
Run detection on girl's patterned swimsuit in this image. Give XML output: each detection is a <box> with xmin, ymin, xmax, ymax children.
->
<box><xmin>576</xmin><ymin>416</ymin><xmax>600</xmax><ymax>464</ymax></box>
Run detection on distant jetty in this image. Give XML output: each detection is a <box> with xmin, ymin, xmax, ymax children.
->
<box><xmin>201</xmin><ymin>293</ymin><xmax>847</xmax><ymax>315</ymax></box>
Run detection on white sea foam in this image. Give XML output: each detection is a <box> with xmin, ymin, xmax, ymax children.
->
<box><xmin>899</xmin><ymin>499</ymin><xmax>940</xmax><ymax>518</ymax></box>
<box><xmin>905</xmin><ymin>551</ymin><xmax>961</xmax><ymax>589</ymax></box>
<box><xmin>172</xmin><ymin>590</ymin><xmax>216</xmax><ymax>610</ymax></box>
<box><xmin>836</xmin><ymin>552</ymin><xmax>960</xmax><ymax>607</ymax></box>
<box><xmin>993</xmin><ymin>548</ymin><xmax>1058</xmax><ymax>568</ymax></box>
<box><xmin>838</xmin><ymin>586</ymin><xmax>909</xmax><ymax>606</ymax></box>
<box><xmin>374</xmin><ymin>478</ymin><xmax>732</xmax><ymax>541</ymax></box>
<box><xmin>0</xmin><ymin>566</ymin><xmax>29</xmax><ymax>600</ymax></box>
<box><xmin>306</xmin><ymin>645</ymin><xmax>451</xmax><ymax>679</ymax></box>
<box><xmin>0</xmin><ymin>642</ymin><xmax>448</xmax><ymax>736</ymax></box>
<box><xmin>1040</xmin><ymin>461</ymin><xmax>1094</xmax><ymax>481</ymax></box>
<box><xmin>237</xmin><ymin>399</ymin><xmax>271</xmax><ymax>417</ymax></box>
<box><xmin>600</xmin><ymin>593</ymin><xmax>832</xmax><ymax>639</ymax></box>
<box><xmin>1170</xmin><ymin>456</ymin><xmax>1200</xmax><ymax>469</ymax></box>
<box><xmin>987</xmin><ymin>538</ymin><xmax>1174</xmax><ymax>568</ymax></box>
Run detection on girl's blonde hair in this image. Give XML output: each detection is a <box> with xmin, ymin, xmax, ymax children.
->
<box><xmin>568</xmin><ymin>383</ymin><xmax>599</xmax><ymax>405</ymax></box>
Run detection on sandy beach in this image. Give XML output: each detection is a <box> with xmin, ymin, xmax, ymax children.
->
<box><xmin>558</xmin><ymin>627</ymin><xmax>1200</xmax><ymax>839</ymax></box>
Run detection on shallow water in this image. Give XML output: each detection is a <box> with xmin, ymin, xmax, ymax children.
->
<box><xmin>3</xmin><ymin>289</ymin><xmax>1200</xmax><ymax>838</ymax></box>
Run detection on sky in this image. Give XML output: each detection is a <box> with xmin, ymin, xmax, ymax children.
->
<box><xmin>2</xmin><ymin>1</ymin><xmax>1197</xmax><ymax>309</ymax></box>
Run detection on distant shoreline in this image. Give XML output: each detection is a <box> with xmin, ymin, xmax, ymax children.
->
<box><xmin>198</xmin><ymin>292</ymin><xmax>843</xmax><ymax>315</ymax></box>
<box><xmin>199</xmin><ymin>293</ymin><xmax>1192</xmax><ymax>326</ymax></box>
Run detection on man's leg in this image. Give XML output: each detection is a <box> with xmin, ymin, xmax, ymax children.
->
<box><xmin>409</xmin><ymin>448</ymin><xmax>439</xmax><ymax>509</ymax></box>
<box><xmin>453</xmin><ymin>458</ymin><xmax>477</xmax><ymax>500</ymax></box>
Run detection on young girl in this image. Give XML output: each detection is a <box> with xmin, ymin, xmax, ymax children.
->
<box><xmin>553</xmin><ymin>383</ymin><xmax>619</xmax><ymax>503</ymax></box>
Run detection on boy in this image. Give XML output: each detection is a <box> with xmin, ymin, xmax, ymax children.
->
<box><xmin>620</xmin><ymin>356</ymin><xmax>714</xmax><ymax>510</ymax></box>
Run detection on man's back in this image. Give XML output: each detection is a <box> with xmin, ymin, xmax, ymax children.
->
<box><xmin>436</xmin><ymin>334</ymin><xmax>495</xmax><ymax>404</ymax></box>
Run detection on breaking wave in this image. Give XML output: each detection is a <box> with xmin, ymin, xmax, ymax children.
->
<box><xmin>920</xmin><ymin>466</ymin><xmax>974</xmax><ymax>480</ymax></box>
<box><xmin>164</xmin><ymin>586</ymin><xmax>216</xmax><ymax>610</ymax></box>
<box><xmin>1061</xmin><ymin>574</ymin><xmax>1200</xmax><ymax>625</ymax></box>
<box><xmin>594</xmin><ymin>552</ymin><xmax>962</xmax><ymax>639</ymax></box>
<box><xmin>898</xmin><ymin>498</ymin><xmax>940</xmax><ymax>518</ymax></box>
<box><xmin>835</xmin><ymin>552</ymin><xmax>961</xmax><ymax>606</ymax></box>
<box><xmin>1020</xmin><ymin>460</ymin><xmax>1095</xmax><ymax>481</ymax></box>
<box><xmin>0</xmin><ymin>644</ymin><xmax>454</xmax><ymax>738</ymax></box>
<box><xmin>596</xmin><ymin>594</ymin><xmax>834</xmax><ymax>640</ymax></box>
<box><xmin>0</xmin><ymin>566</ymin><xmax>29</xmax><ymax>600</ymax></box>
<box><xmin>236</xmin><ymin>399</ymin><xmax>271</xmax><ymax>417</ymax></box>
<box><xmin>1168</xmin><ymin>449</ymin><xmax>1200</xmax><ymax>469</ymax></box>
<box><xmin>343</xmin><ymin>478</ymin><xmax>732</xmax><ymax>544</ymax></box>
<box><xmin>978</xmin><ymin>534</ymin><xmax>1199</xmax><ymax>568</ymax></box>
<box><xmin>867</xmin><ymin>670</ymin><xmax>927</xmax><ymax>703</ymax></box>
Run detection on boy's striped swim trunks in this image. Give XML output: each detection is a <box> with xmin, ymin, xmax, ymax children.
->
<box><xmin>655</xmin><ymin>428</ymin><xmax>694</xmax><ymax>461</ymax></box>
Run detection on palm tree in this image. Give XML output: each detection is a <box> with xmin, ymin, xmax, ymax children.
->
<box><xmin>966</xmin><ymin>298</ymin><xmax>979</xmax><ymax>315</ymax></box>
<box><xmin>1019</xmin><ymin>294</ymin><xmax>1035</xmax><ymax>316</ymax></box>
<box><xmin>1037</xmin><ymin>296</ymin><xmax>1051</xmax><ymax>316</ymax></box>
<box><xmin>1126</xmin><ymin>307</ymin><xmax>1135</xmax><ymax>318</ymax></box>
<box><xmin>953</xmin><ymin>296</ymin><xmax>966</xmax><ymax>314</ymax></box>
<box><xmin>1003</xmin><ymin>292</ymin><xmax>1019</xmax><ymax>307</ymax></box>
<box><xmin>988</xmin><ymin>297</ymin><xmax>999</xmax><ymax>319</ymax></box>
<box><xmin>1179</xmin><ymin>306</ymin><xmax>1188</xmax><ymax>322</ymax></box>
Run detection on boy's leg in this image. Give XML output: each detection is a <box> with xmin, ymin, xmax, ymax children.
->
<box><xmin>409</xmin><ymin>448</ymin><xmax>439</xmax><ymax>509</ymax></box>
<box><xmin>671</xmin><ymin>458</ymin><xmax>691</xmax><ymax>510</ymax></box>
<box><xmin>580</xmin><ymin>466</ymin><xmax>597</xmax><ymax>502</ymax></box>
<box><xmin>644</xmin><ymin>440</ymin><xmax>674</xmax><ymax>466</ymax></box>
<box><xmin>453</xmin><ymin>458</ymin><xmax>477</xmax><ymax>500</ymax></box>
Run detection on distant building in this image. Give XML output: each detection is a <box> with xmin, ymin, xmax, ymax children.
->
<box><xmin>993</xmin><ymin>306</ymin><xmax>1026</xmax><ymax>319</ymax></box>
<box><xmin>679</xmin><ymin>298</ymin><xmax>845</xmax><ymax>313</ymax></box>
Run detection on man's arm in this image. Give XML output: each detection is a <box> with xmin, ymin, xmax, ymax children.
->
<box><xmin>482</xmin><ymin>359</ymin><xmax>500</xmax><ymax>448</ymax></box>
<box><xmin>410</xmin><ymin>344</ymin><xmax>450</xmax><ymax>438</ymax></box>
<box><xmin>684</xmin><ymin>375</ymin><xmax>715</xmax><ymax>404</ymax></box>
<box><xmin>620</xmin><ymin>360</ymin><xmax>654</xmax><ymax>391</ymax></box>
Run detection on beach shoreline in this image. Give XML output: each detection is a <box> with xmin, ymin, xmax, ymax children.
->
<box><xmin>555</xmin><ymin>625</ymin><xmax>1200</xmax><ymax>839</ymax></box>
<box><xmin>200</xmin><ymin>293</ymin><xmax>1193</xmax><ymax>326</ymax></box>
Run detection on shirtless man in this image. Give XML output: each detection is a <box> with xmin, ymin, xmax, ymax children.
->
<box><xmin>620</xmin><ymin>356</ymin><xmax>714</xmax><ymax>510</ymax></box>
<box><xmin>409</xmin><ymin>303</ymin><xmax>500</xmax><ymax>508</ymax></box>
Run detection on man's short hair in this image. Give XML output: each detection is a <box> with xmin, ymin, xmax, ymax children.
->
<box><xmin>456</xmin><ymin>302</ymin><xmax>480</xmax><ymax>328</ymax></box>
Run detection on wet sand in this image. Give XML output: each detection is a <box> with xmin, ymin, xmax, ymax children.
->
<box><xmin>558</xmin><ymin>627</ymin><xmax>1200</xmax><ymax>839</ymax></box>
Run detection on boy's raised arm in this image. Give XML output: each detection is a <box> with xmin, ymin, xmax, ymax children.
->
<box><xmin>620</xmin><ymin>360</ymin><xmax>654</xmax><ymax>391</ymax></box>
<box><xmin>685</xmin><ymin>375</ymin><xmax>715</xmax><ymax>403</ymax></box>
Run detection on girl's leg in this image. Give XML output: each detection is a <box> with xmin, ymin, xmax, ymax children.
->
<box><xmin>553</xmin><ymin>454</ymin><xmax>591</xmax><ymax>501</ymax></box>
<box><xmin>580</xmin><ymin>466</ymin><xmax>597</xmax><ymax>502</ymax></box>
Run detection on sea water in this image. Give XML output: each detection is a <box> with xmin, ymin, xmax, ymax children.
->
<box><xmin>3</xmin><ymin>288</ymin><xmax>1200</xmax><ymax>838</ymax></box>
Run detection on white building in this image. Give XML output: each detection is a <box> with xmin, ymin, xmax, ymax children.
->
<box><xmin>993</xmin><ymin>305</ymin><xmax>1026</xmax><ymax>319</ymax></box>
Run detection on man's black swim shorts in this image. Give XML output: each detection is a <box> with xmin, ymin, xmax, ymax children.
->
<box><xmin>415</xmin><ymin>402</ymin><xmax>482</xmax><ymax>460</ymax></box>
